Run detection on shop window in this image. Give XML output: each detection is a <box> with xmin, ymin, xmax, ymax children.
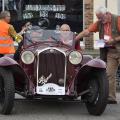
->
<box><xmin>0</xmin><ymin>0</ymin><xmax>2</xmax><ymax>12</ymax></box>
<box><xmin>2</xmin><ymin>0</ymin><xmax>83</xmax><ymax>32</ymax></box>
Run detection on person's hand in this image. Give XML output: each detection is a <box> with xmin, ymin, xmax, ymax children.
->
<box><xmin>75</xmin><ymin>29</ymin><xmax>90</xmax><ymax>41</ymax></box>
<box><xmin>75</xmin><ymin>35</ymin><xmax>80</xmax><ymax>41</ymax></box>
<box><xmin>15</xmin><ymin>34</ymin><xmax>23</xmax><ymax>43</ymax></box>
<box><xmin>104</xmin><ymin>38</ymin><xmax>115</xmax><ymax>45</ymax></box>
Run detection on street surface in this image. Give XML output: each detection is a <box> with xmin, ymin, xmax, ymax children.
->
<box><xmin>0</xmin><ymin>93</ymin><xmax>120</xmax><ymax>120</ymax></box>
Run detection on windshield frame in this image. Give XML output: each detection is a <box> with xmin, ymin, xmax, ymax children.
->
<box><xmin>23</xmin><ymin>29</ymin><xmax>75</xmax><ymax>47</ymax></box>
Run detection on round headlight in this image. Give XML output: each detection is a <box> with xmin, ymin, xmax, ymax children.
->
<box><xmin>69</xmin><ymin>51</ymin><xmax>82</xmax><ymax>65</ymax></box>
<box><xmin>21</xmin><ymin>51</ymin><xmax>35</xmax><ymax>64</ymax></box>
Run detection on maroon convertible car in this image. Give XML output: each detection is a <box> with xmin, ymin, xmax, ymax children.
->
<box><xmin>0</xmin><ymin>24</ymin><xmax>108</xmax><ymax>115</ymax></box>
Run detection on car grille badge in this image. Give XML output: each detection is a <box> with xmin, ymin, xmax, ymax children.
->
<box><xmin>50</xmin><ymin>49</ymin><xmax>54</xmax><ymax>53</ymax></box>
<box><xmin>38</xmin><ymin>73</ymin><xmax>52</xmax><ymax>85</ymax></box>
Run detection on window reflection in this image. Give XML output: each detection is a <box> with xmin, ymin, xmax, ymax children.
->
<box><xmin>3</xmin><ymin>0</ymin><xmax>83</xmax><ymax>33</ymax></box>
<box><xmin>0</xmin><ymin>0</ymin><xmax>2</xmax><ymax>11</ymax></box>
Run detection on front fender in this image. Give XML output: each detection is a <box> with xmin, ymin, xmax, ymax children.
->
<box><xmin>75</xmin><ymin>59</ymin><xmax>106</xmax><ymax>94</ymax></box>
<box><xmin>0</xmin><ymin>56</ymin><xmax>18</xmax><ymax>66</ymax></box>
<box><xmin>82</xmin><ymin>58</ymin><xmax>106</xmax><ymax>69</ymax></box>
<box><xmin>0</xmin><ymin>56</ymin><xmax>28</xmax><ymax>92</ymax></box>
<box><xmin>75</xmin><ymin>58</ymin><xmax>106</xmax><ymax>84</ymax></box>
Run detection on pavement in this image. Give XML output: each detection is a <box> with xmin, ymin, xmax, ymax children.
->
<box><xmin>0</xmin><ymin>92</ymin><xmax>120</xmax><ymax>120</ymax></box>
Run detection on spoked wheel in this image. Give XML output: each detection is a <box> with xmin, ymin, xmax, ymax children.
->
<box><xmin>0</xmin><ymin>68</ymin><xmax>15</xmax><ymax>115</ymax></box>
<box><xmin>85</xmin><ymin>70</ymin><xmax>108</xmax><ymax>116</ymax></box>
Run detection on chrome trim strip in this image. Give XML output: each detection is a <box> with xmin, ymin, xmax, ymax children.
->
<box><xmin>36</xmin><ymin>47</ymin><xmax>66</xmax><ymax>56</ymax></box>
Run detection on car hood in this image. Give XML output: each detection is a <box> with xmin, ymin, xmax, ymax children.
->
<box><xmin>24</xmin><ymin>43</ymin><xmax>72</xmax><ymax>55</ymax></box>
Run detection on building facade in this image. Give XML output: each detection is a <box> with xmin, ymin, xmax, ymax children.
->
<box><xmin>84</xmin><ymin>0</ymin><xmax>94</xmax><ymax>49</ymax></box>
<box><xmin>0</xmin><ymin>0</ymin><xmax>118</xmax><ymax>50</ymax></box>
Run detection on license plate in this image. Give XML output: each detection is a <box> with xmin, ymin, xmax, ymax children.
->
<box><xmin>36</xmin><ymin>83</ymin><xmax>65</xmax><ymax>95</ymax></box>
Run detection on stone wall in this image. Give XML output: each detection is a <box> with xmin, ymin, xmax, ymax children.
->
<box><xmin>84</xmin><ymin>0</ymin><xmax>94</xmax><ymax>49</ymax></box>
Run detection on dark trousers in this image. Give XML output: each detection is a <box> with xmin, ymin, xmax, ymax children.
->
<box><xmin>100</xmin><ymin>48</ymin><xmax>108</xmax><ymax>62</ymax></box>
<box><xmin>14</xmin><ymin>41</ymin><xmax>23</xmax><ymax>60</ymax></box>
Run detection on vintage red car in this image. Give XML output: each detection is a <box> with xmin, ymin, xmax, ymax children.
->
<box><xmin>0</xmin><ymin>25</ymin><xmax>108</xmax><ymax>115</ymax></box>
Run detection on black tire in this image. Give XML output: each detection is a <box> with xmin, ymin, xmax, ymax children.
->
<box><xmin>85</xmin><ymin>70</ymin><xmax>108</xmax><ymax>116</ymax></box>
<box><xmin>0</xmin><ymin>67</ymin><xmax>15</xmax><ymax>115</ymax></box>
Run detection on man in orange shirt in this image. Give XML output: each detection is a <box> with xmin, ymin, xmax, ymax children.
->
<box><xmin>76</xmin><ymin>6</ymin><xmax>120</xmax><ymax>104</ymax></box>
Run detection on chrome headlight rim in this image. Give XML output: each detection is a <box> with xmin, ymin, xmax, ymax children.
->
<box><xmin>21</xmin><ymin>51</ymin><xmax>35</xmax><ymax>64</ymax></box>
<box><xmin>69</xmin><ymin>51</ymin><xmax>83</xmax><ymax>65</ymax></box>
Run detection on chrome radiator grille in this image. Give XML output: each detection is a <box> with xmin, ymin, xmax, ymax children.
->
<box><xmin>37</xmin><ymin>48</ymin><xmax>66</xmax><ymax>87</ymax></box>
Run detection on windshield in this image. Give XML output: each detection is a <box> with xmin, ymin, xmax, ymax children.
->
<box><xmin>24</xmin><ymin>29</ymin><xmax>74</xmax><ymax>46</ymax></box>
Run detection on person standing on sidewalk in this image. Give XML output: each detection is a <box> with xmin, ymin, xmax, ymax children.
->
<box><xmin>0</xmin><ymin>10</ymin><xmax>25</xmax><ymax>57</ymax></box>
<box><xmin>75</xmin><ymin>6</ymin><xmax>120</xmax><ymax>104</ymax></box>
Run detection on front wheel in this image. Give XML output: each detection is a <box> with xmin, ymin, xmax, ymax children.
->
<box><xmin>0</xmin><ymin>68</ymin><xmax>15</xmax><ymax>115</ymax></box>
<box><xmin>85</xmin><ymin>70</ymin><xmax>108</xmax><ymax>116</ymax></box>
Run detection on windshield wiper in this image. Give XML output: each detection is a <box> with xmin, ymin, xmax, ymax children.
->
<box><xmin>51</xmin><ymin>36</ymin><xmax>63</xmax><ymax>45</ymax></box>
<box><xmin>51</xmin><ymin>36</ymin><xmax>59</xmax><ymax>42</ymax></box>
<box><xmin>27</xmin><ymin>39</ymin><xmax>35</xmax><ymax>44</ymax></box>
